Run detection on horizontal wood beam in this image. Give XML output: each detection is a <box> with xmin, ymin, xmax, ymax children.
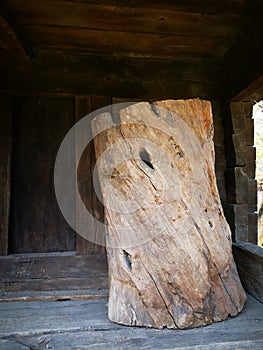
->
<box><xmin>233</xmin><ymin>242</ymin><xmax>263</xmax><ymax>303</ymax></box>
<box><xmin>0</xmin><ymin>51</ymin><xmax>219</xmax><ymax>99</ymax></box>
<box><xmin>0</xmin><ymin>253</ymin><xmax>108</xmax><ymax>294</ymax></box>
<box><xmin>4</xmin><ymin>1</ymin><xmax>247</xmax><ymax>39</ymax></box>
<box><xmin>220</xmin><ymin>11</ymin><xmax>263</xmax><ymax>101</ymax></box>
<box><xmin>18</xmin><ymin>24</ymin><xmax>224</xmax><ymax>61</ymax></box>
<box><xmin>10</xmin><ymin>0</ymin><xmax>258</xmax><ymax>15</ymax></box>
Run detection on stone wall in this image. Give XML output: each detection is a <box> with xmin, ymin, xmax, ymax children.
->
<box><xmin>223</xmin><ymin>101</ymin><xmax>257</xmax><ymax>243</ymax></box>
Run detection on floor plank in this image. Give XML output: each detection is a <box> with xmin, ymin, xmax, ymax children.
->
<box><xmin>0</xmin><ymin>253</ymin><xmax>108</xmax><ymax>298</ymax></box>
<box><xmin>0</xmin><ymin>295</ymin><xmax>262</xmax><ymax>349</ymax></box>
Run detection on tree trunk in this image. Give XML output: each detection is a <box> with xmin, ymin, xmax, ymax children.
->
<box><xmin>91</xmin><ymin>99</ymin><xmax>246</xmax><ymax>329</ymax></box>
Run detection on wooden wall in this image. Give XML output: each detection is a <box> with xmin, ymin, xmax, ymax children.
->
<box><xmin>0</xmin><ymin>94</ymin><xmax>12</xmax><ymax>255</ymax></box>
<box><xmin>75</xmin><ymin>95</ymin><xmax>109</xmax><ymax>256</ymax></box>
<box><xmin>9</xmin><ymin>96</ymin><xmax>76</xmax><ymax>253</ymax></box>
<box><xmin>0</xmin><ymin>94</ymin><xmax>111</xmax><ymax>255</ymax></box>
<box><xmin>0</xmin><ymin>94</ymin><xmax>232</xmax><ymax>255</ymax></box>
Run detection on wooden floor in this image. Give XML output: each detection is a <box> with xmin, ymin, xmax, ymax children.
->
<box><xmin>0</xmin><ymin>295</ymin><xmax>262</xmax><ymax>349</ymax></box>
<box><xmin>0</xmin><ymin>253</ymin><xmax>263</xmax><ymax>349</ymax></box>
<box><xmin>0</xmin><ymin>252</ymin><xmax>108</xmax><ymax>302</ymax></box>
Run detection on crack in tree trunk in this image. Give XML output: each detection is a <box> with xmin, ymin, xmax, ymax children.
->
<box><xmin>92</xmin><ymin>99</ymin><xmax>247</xmax><ymax>329</ymax></box>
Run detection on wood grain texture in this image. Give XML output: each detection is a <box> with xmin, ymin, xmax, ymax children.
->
<box><xmin>233</xmin><ymin>242</ymin><xmax>263</xmax><ymax>303</ymax></box>
<box><xmin>92</xmin><ymin>99</ymin><xmax>246</xmax><ymax>329</ymax></box>
<box><xmin>3</xmin><ymin>0</ymin><xmax>259</xmax><ymax>16</ymax></box>
<box><xmin>4</xmin><ymin>0</ymin><xmax>246</xmax><ymax>37</ymax></box>
<box><xmin>0</xmin><ymin>94</ymin><xmax>12</xmax><ymax>255</ymax></box>
<box><xmin>75</xmin><ymin>95</ymin><xmax>107</xmax><ymax>256</ymax></box>
<box><xmin>0</xmin><ymin>0</ymin><xmax>261</xmax><ymax>100</ymax></box>
<box><xmin>2</xmin><ymin>0</ymin><xmax>252</xmax><ymax>62</ymax></box>
<box><xmin>0</xmin><ymin>253</ymin><xmax>108</xmax><ymax>295</ymax></box>
<box><xmin>9</xmin><ymin>96</ymin><xmax>76</xmax><ymax>253</ymax></box>
<box><xmin>0</xmin><ymin>51</ymin><xmax>218</xmax><ymax>99</ymax></box>
<box><xmin>16</xmin><ymin>24</ymin><xmax>227</xmax><ymax>60</ymax></box>
<box><xmin>0</xmin><ymin>295</ymin><xmax>262</xmax><ymax>349</ymax></box>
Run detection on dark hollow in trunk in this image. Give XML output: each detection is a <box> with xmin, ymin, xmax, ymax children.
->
<box><xmin>91</xmin><ymin>99</ymin><xmax>246</xmax><ymax>329</ymax></box>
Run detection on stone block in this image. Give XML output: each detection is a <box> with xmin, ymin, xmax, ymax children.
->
<box><xmin>243</xmin><ymin>146</ymin><xmax>256</xmax><ymax>179</ymax></box>
<box><xmin>230</xmin><ymin>102</ymin><xmax>246</xmax><ymax>133</ymax></box>
<box><xmin>232</xmin><ymin>132</ymin><xmax>247</xmax><ymax>166</ymax></box>
<box><xmin>225</xmin><ymin>167</ymin><xmax>248</xmax><ymax>204</ymax></box>
<box><xmin>243</xmin><ymin>101</ymin><xmax>254</xmax><ymax>118</ymax></box>
<box><xmin>244</xmin><ymin>118</ymin><xmax>254</xmax><ymax>146</ymax></box>
<box><xmin>248</xmin><ymin>179</ymin><xmax>258</xmax><ymax>212</ymax></box>
<box><xmin>224</xmin><ymin>204</ymin><xmax>248</xmax><ymax>242</ymax></box>
<box><xmin>248</xmin><ymin>212</ymin><xmax>258</xmax><ymax>244</ymax></box>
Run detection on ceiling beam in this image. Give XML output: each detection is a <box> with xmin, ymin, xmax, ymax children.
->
<box><xmin>0</xmin><ymin>51</ymin><xmax>218</xmax><ymax>99</ymax></box>
<box><xmin>220</xmin><ymin>11</ymin><xmax>263</xmax><ymax>101</ymax></box>
<box><xmin>41</xmin><ymin>0</ymin><xmax>260</xmax><ymax>15</ymax></box>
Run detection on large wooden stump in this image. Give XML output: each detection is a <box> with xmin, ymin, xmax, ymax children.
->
<box><xmin>91</xmin><ymin>99</ymin><xmax>246</xmax><ymax>329</ymax></box>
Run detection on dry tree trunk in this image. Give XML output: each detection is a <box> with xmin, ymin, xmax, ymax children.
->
<box><xmin>91</xmin><ymin>99</ymin><xmax>246</xmax><ymax>329</ymax></box>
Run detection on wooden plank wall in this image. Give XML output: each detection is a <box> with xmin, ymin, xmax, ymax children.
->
<box><xmin>4</xmin><ymin>94</ymin><xmax>110</xmax><ymax>255</ymax></box>
<box><xmin>0</xmin><ymin>253</ymin><xmax>108</xmax><ymax>299</ymax></box>
<box><xmin>75</xmin><ymin>95</ymin><xmax>109</xmax><ymax>256</ymax></box>
<box><xmin>1</xmin><ymin>94</ymin><xmax>227</xmax><ymax>256</ymax></box>
<box><xmin>9</xmin><ymin>96</ymin><xmax>76</xmax><ymax>253</ymax></box>
<box><xmin>0</xmin><ymin>94</ymin><xmax>12</xmax><ymax>255</ymax></box>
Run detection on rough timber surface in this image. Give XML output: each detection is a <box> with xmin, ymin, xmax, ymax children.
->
<box><xmin>92</xmin><ymin>99</ymin><xmax>246</xmax><ymax>329</ymax></box>
<box><xmin>233</xmin><ymin>242</ymin><xmax>263</xmax><ymax>303</ymax></box>
<box><xmin>0</xmin><ymin>253</ymin><xmax>108</xmax><ymax>300</ymax></box>
<box><xmin>0</xmin><ymin>295</ymin><xmax>262</xmax><ymax>349</ymax></box>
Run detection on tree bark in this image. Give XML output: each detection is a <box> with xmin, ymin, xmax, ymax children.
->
<box><xmin>91</xmin><ymin>99</ymin><xmax>246</xmax><ymax>329</ymax></box>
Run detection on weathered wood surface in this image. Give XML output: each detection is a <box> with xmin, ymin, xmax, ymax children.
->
<box><xmin>3</xmin><ymin>0</ymin><xmax>252</xmax><ymax>60</ymax></box>
<box><xmin>75</xmin><ymin>95</ymin><xmax>107</xmax><ymax>256</ymax></box>
<box><xmin>0</xmin><ymin>94</ymin><xmax>12</xmax><ymax>255</ymax></box>
<box><xmin>4</xmin><ymin>0</ymin><xmax>251</xmax><ymax>38</ymax></box>
<box><xmin>0</xmin><ymin>295</ymin><xmax>262</xmax><ymax>349</ymax></box>
<box><xmin>0</xmin><ymin>1</ymin><xmax>261</xmax><ymax>100</ymax></box>
<box><xmin>9</xmin><ymin>96</ymin><xmax>76</xmax><ymax>253</ymax></box>
<box><xmin>0</xmin><ymin>253</ymin><xmax>108</xmax><ymax>297</ymax></box>
<box><xmin>0</xmin><ymin>289</ymin><xmax>108</xmax><ymax>303</ymax></box>
<box><xmin>233</xmin><ymin>242</ymin><xmax>263</xmax><ymax>303</ymax></box>
<box><xmin>92</xmin><ymin>99</ymin><xmax>246</xmax><ymax>329</ymax></box>
<box><xmin>0</xmin><ymin>52</ymin><xmax>217</xmax><ymax>99</ymax></box>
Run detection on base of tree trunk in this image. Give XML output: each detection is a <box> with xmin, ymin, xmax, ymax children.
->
<box><xmin>92</xmin><ymin>99</ymin><xmax>246</xmax><ymax>329</ymax></box>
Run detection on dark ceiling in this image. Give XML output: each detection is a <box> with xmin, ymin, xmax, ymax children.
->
<box><xmin>0</xmin><ymin>0</ymin><xmax>262</xmax><ymax>99</ymax></box>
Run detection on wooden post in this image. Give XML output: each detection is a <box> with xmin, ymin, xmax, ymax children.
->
<box><xmin>0</xmin><ymin>94</ymin><xmax>12</xmax><ymax>255</ymax></box>
<box><xmin>92</xmin><ymin>99</ymin><xmax>246</xmax><ymax>329</ymax></box>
